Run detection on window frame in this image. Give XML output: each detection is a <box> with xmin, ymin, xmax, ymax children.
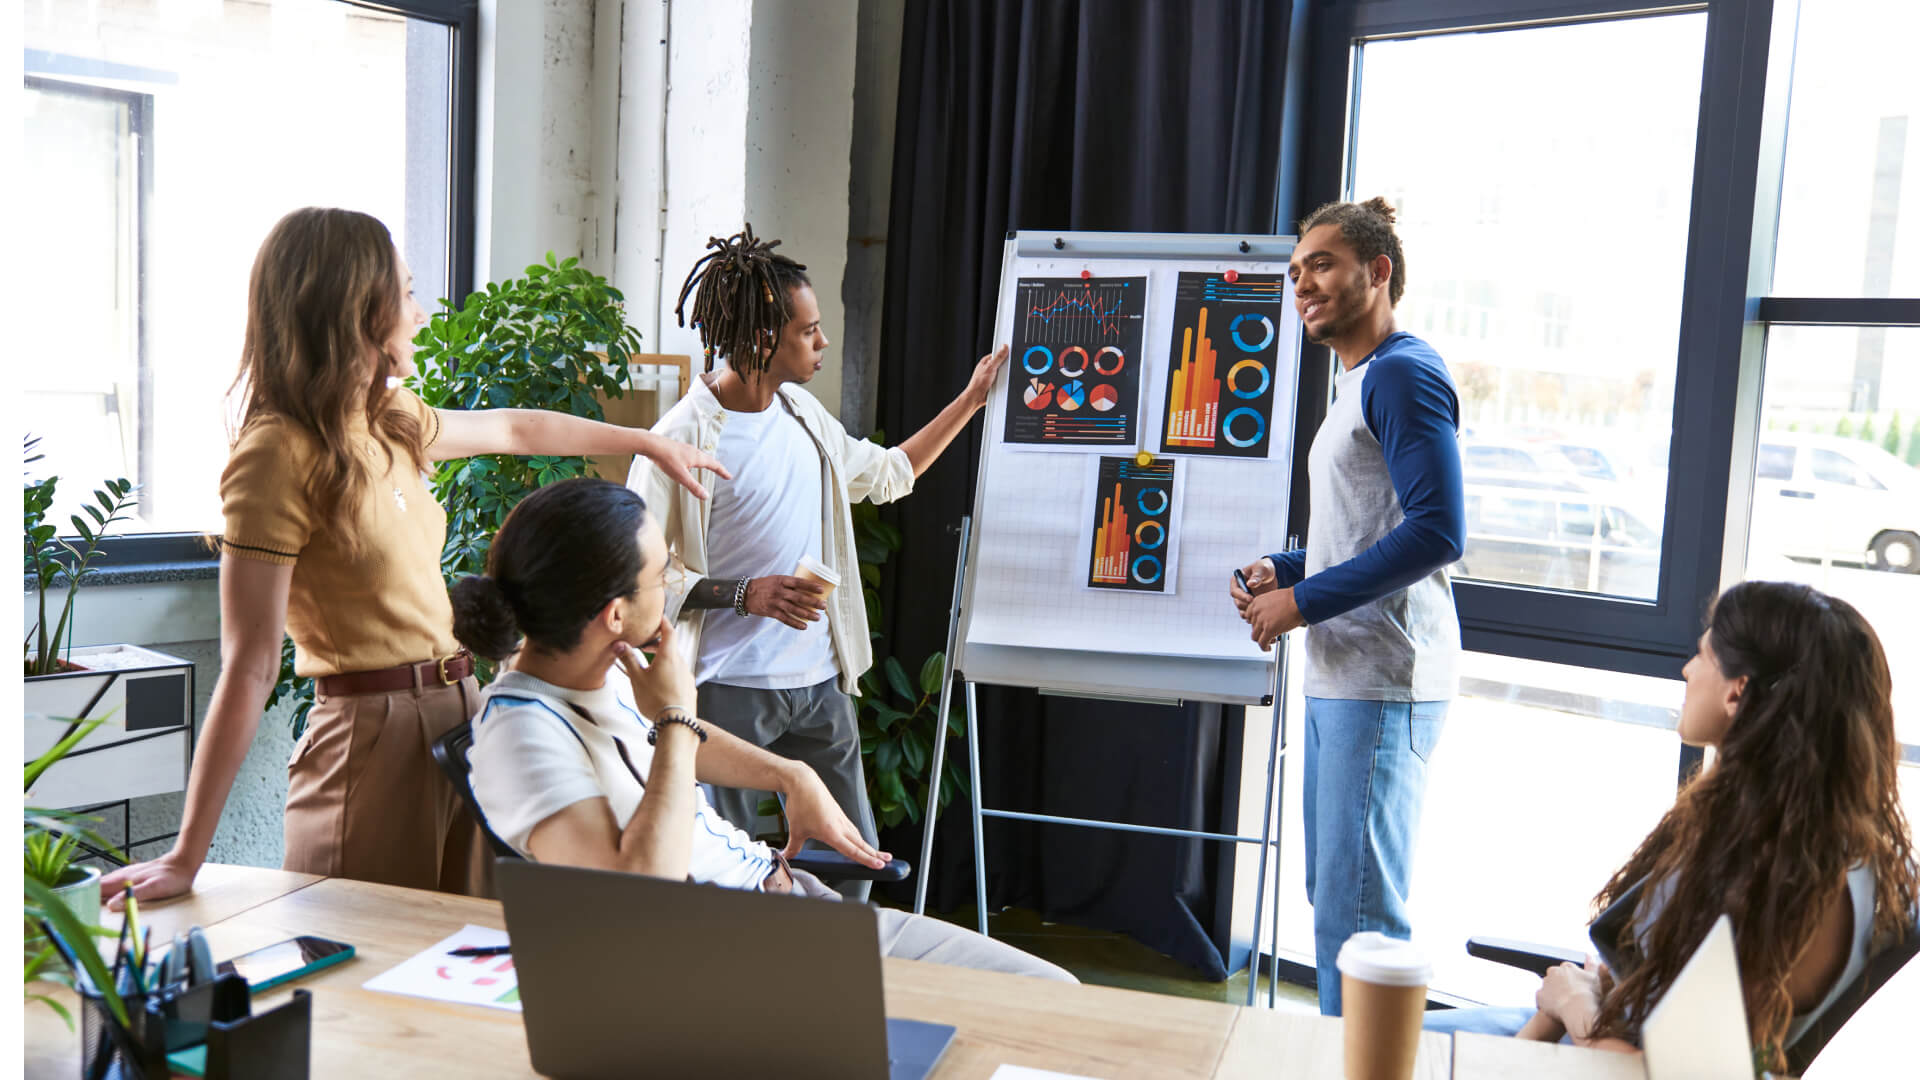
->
<box><xmin>28</xmin><ymin>0</ymin><xmax>480</xmax><ymax>574</ymax></box>
<box><xmin>1291</xmin><ymin>0</ymin><xmax>1794</xmax><ymax>680</ymax></box>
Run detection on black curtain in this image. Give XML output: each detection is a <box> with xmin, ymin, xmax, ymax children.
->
<box><xmin>873</xmin><ymin>1</ymin><xmax>1292</xmax><ymax>979</ymax></box>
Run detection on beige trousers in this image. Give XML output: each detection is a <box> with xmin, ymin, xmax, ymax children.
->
<box><xmin>283</xmin><ymin>676</ymin><xmax>493</xmax><ymax>897</ymax></box>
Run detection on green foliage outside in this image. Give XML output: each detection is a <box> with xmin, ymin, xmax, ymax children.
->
<box><xmin>1860</xmin><ymin>414</ymin><xmax>1877</xmax><ymax>444</ymax></box>
<box><xmin>270</xmin><ymin>254</ymin><xmax>641</xmax><ymax>738</ymax></box>
<box><xmin>1884</xmin><ymin>411</ymin><xmax>1903</xmax><ymax>457</ymax></box>
<box><xmin>1835</xmin><ymin>415</ymin><xmax>1855</xmax><ymax>438</ymax></box>
<box><xmin>1909</xmin><ymin>418</ymin><xmax>1920</xmax><ymax>467</ymax></box>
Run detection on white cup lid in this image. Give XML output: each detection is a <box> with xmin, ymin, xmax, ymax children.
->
<box><xmin>1336</xmin><ymin>932</ymin><xmax>1432</xmax><ymax>987</ymax></box>
<box><xmin>796</xmin><ymin>555</ymin><xmax>841</xmax><ymax>585</ymax></box>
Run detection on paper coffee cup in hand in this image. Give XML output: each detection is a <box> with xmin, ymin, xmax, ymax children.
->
<box><xmin>1337</xmin><ymin>933</ymin><xmax>1432</xmax><ymax>1080</ymax></box>
<box><xmin>794</xmin><ymin>555</ymin><xmax>840</xmax><ymax>601</ymax></box>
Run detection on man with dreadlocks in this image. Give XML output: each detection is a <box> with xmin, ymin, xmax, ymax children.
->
<box><xmin>631</xmin><ymin>225</ymin><xmax>1007</xmax><ymax>900</ymax></box>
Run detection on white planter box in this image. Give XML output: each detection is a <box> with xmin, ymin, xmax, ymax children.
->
<box><xmin>25</xmin><ymin>643</ymin><xmax>195</xmax><ymax>811</ymax></box>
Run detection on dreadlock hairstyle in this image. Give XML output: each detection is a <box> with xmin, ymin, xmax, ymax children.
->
<box><xmin>1586</xmin><ymin>581</ymin><xmax>1916</xmax><ymax>1070</ymax></box>
<box><xmin>673</xmin><ymin>223</ymin><xmax>811</xmax><ymax>376</ymax></box>
<box><xmin>1298</xmin><ymin>196</ymin><xmax>1407</xmax><ymax>306</ymax></box>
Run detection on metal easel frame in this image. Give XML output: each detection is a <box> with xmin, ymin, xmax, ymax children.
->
<box><xmin>914</xmin><ymin>515</ymin><xmax>1295</xmax><ymax>1008</ymax></box>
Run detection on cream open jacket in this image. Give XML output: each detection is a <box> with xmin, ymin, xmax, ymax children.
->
<box><xmin>628</xmin><ymin>373</ymin><xmax>916</xmax><ymax>695</ymax></box>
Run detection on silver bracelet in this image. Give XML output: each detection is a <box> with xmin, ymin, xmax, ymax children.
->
<box><xmin>733</xmin><ymin>577</ymin><xmax>752</xmax><ymax>617</ymax></box>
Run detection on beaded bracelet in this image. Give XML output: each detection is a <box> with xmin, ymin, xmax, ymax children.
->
<box><xmin>649</xmin><ymin>709</ymin><xmax>707</xmax><ymax>745</ymax></box>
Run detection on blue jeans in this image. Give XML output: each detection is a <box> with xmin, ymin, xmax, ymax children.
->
<box><xmin>1303</xmin><ymin>696</ymin><xmax>1447</xmax><ymax>1015</ymax></box>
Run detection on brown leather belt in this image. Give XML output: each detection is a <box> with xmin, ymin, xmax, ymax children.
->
<box><xmin>315</xmin><ymin>650</ymin><xmax>474</xmax><ymax>698</ymax></box>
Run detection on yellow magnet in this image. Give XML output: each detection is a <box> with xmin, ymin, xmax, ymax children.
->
<box><xmin>1134</xmin><ymin>450</ymin><xmax>1155</xmax><ymax>468</ymax></box>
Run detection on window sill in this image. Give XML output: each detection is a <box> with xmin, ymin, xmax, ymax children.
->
<box><xmin>24</xmin><ymin>559</ymin><xmax>219</xmax><ymax>591</ymax></box>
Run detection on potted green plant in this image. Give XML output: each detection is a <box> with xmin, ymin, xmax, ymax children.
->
<box><xmin>268</xmin><ymin>253</ymin><xmax>646</xmax><ymax>735</ymax></box>
<box><xmin>25</xmin><ymin>714</ymin><xmax>128</xmax><ymax>1029</ymax></box>
<box><xmin>23</xmin><ymin>436</ymin><xmax>197</xmax><ymax>813</ymax></box>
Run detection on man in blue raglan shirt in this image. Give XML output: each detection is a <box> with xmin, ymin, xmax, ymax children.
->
<box><xmin>1229</xmin><ymin>197</ymin><xmax>1465</xmax><ymax>1016</ymax></box>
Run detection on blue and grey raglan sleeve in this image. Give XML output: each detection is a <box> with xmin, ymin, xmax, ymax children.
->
<box><xmin>1291</xmin><ymin>355</ymin><xmax>1465</xmax><ymax>624</ymax></box>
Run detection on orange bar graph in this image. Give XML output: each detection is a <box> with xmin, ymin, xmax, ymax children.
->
<box><xmin>1091</xmin><ymin>482</ymin><xmax>1130</xmax><ymax>584</ymax></box>
<box><xmin>1168</xmin><ymin>306</ymin><xmax>1219</xmax><ymax>446</ymax></box>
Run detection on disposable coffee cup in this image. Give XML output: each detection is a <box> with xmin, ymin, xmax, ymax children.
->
<box><xmin>794</xmin><ymin>555</ymin><xmax>840</xmax><ymax>601</ymax></box>
<box><xmin>1336</xmin><ymin>932</ymin><xmax>1432</xmax><ymax>1080</ymax></box>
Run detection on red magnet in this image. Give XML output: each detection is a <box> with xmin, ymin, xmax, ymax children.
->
<box><xmin>1224</xmin><ymin>269</ymin><xmax>1240</xmax><ymax>283</ymax></box>
<box><xmin>1081</xmin><ymin>269</ymin><xmax>1092</xmax><ymax>280</ymax></box>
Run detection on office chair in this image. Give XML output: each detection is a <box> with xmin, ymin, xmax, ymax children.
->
<box><xmin>1460</xmin><ymin>904</ymin><xmax>1920</xmax><ymax>1074</ymax></box>
<box><xmin>430</xmin><ymin>721</ymin><xmax>911</xmax><ymax>884</ymax></box>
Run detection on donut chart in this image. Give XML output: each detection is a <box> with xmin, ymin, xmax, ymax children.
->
<box><xmin>1130</xmin><ymin>555</ymin><xmax>1163</xmax><ymax>585</ymax></box>
<box><xmin>1136</xmin><ymin>487</ymin><xmax>1170</xmax><ymax>516</ymax></box>
<box><xmin>1022</xmin><ymin>345</ymin><xmax>1054</xmax><ymax>375</ymax></box>
<box><xmin>1227</xmin><ymin>359</ymin><xmax>1270</xmax><ymax>400</ymax></box>
<box><xmin>1093</xmin><ymin>346</ymin><xmax>1125</xmax><ymax>375</ymax></box>
<box><xmin>1230</xmin><ymin>312</ymin><xmax>1275</xmax><ymax>353</ymax></box>
<box><xmin>1223</xmin><ymin>407</ymin><xmax>1265</xmax><ymax>448</ymax></box>
<box><xmin>1057</xmin><ymin>346</ymin><xmax>1089</xmax><ymax>378</ymax></box>
<box><xmin>1134</xmin><ymin>520</ymin><xmax>1165</xmax><ymax>550</ymax></box>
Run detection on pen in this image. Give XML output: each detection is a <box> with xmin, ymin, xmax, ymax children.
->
<box><xmin>446</xmin><ymin>945</ymin><xmax>510</xmax><ymax>958</ymax></box>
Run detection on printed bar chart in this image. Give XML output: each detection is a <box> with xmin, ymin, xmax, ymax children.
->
<box><xmin>1091</xmin><ymin>482</ymin><xmax>1130</xmax><ymax>584</ymax></box>
<box><xmin>1157</xmin><ymin>272</ymin><xmax>1290</xmax><ymax>459</ymax></box>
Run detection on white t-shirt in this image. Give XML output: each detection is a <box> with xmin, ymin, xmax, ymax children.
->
<box><xmin>696</xmin><ymin>404</ymin><xmax>839</xmax><ymax>689</ymax></box>
<box><xmin>467</xmin><ymin>669</ymin><xmax>775</xmax><ymax>891</ymax></box>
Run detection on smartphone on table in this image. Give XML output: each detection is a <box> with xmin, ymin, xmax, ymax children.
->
<box><xmin>217</xmin><ymin>934</ymin><xmax>355</xmax><ymax>992</ymax></box>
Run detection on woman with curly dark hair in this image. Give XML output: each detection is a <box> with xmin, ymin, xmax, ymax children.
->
<box><xmin>1427</xmin><ymin>581</ymin><xmax>1916</xmax><ymax>1071</ymax></box>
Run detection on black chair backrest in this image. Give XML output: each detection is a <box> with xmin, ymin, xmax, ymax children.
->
<box><xmin>1790</xmin><ymin>906</ymin><xmax>1920</xmax><ymax>1075</ymax></box>
<box><xmin>429</xmin><ymin>721</ymin><xmax>521</xmax><ymax>861</ymax></box>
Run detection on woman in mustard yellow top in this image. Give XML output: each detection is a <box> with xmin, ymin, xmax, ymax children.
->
<box><xmin>102</xmin><ymin>208</ymin><xmax>726</xmax><ymax>902</ymax></box>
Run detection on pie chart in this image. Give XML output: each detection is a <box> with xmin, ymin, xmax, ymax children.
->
<box><xmin>1056</xmin><ymin>379</ymin><xmax>1087</xmax><ymax>412</ymax></box>
<box><xmin>1023</xmin><ymin>379</ymin><xmax>1055</xmax><ymax>410</ymax></box>
<box><xmin>1090</xmin><ymin>384</ymin><xmax>1119</xmax><ymax>412</ymax></box>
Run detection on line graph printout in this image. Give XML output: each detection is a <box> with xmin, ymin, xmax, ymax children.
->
<box><xmin>1158</xmin><ymin>272</ymin><xmax>1291</xmax><ymax>459</ymax></box>
<box><xmin>1003</xmin><ymin>276</ymin><xmax>1147</xmax><ymax>449</ymax></box>
<box><xmin>1081</xmin><ymin>456</ymin><xmax>1183</xmax><ymax>594</ymax></box>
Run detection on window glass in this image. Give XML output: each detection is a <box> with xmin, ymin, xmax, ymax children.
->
<box><xmin>23</xmin><ymin>1</ymin><xmax>454</xmax><ymax>535</ymax></box>
<box><xmin>1770</xmin><ymin>1</ymin><xmax>1920</xmax><ymax>298</ymax></box>
<box><xmin>1350</xmin><ymin>13</ymin><xmax>1708</xmax><ymax>601</ymax></box>
<box><xmin>1243</xmin><ymin>646</ymin><xmax>1685</xmax><ymax>1005</ymax></box>
<box><xmin>1755</xmin><ymin>443</ymin><xmax>1796</xmax><ymax>480</ymax></box>
<box><xmin>1811</xmin><ymin>449</ymin><xmax>1883</xmax><ymax>490</ymax></box>
<box><xmin>1750</xmin><ymin>326</ymin><xmax>1920</xmax><ymax>747</ymax></box>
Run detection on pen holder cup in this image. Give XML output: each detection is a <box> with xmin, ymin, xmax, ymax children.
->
<box><xmin>78</xmin><ymin>982</ymin><xmax>162</xmax><ymax>1080</ymax></box>
<box><xmin>80</xmin><ymin>973</ymin><xmax>311</xmax><ymax>1080</ymax></box>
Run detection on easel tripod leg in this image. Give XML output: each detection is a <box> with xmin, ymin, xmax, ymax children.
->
<box><xmin>915</xmin><ymin>669</ymin><xmax>956</xmax><ymax>915</ymax></box>
<box><xmin>966</xmin><ymin>680</ymin><xmax>989</xmax><ymax>937</ymax></box>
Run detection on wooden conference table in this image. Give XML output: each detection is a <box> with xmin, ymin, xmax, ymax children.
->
<box><xmin>25</xmin><ymin>864</ymin><xmax>1644</xmax><ymax>1079</ymax></box>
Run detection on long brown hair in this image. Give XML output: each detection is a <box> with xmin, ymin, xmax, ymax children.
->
<box><xmin>229</xmin><ymin>208</ymin><xmax>427</xmax><ymax>558</ymax></box>
<box><xmin>1589</xmin><ymin>581</ymin><xmax>1916</xmax><ymax>1066</ymax></box>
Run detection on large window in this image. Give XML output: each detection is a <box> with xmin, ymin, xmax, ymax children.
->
<box><xmin>22</xmin><ymin>0</ymin><xmax>474</xmax><ymax>546</ymax></box>
<box><xmin>1746</xmin><ymin>0</ymin><xmax>1920</xmax><ymax>812</ymax></box>
<box><xmin>1350</xmin><ymin>15</ymin><xmax>1706</xmax><ymax>605</ymax></box>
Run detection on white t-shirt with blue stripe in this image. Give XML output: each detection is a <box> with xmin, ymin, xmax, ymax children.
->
<box><xmin>467</xmin><ymin>669</ymin><xmax>776</xmax><ymax>890</ymax></box>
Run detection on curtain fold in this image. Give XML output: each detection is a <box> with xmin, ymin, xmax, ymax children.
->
<box><xmin>874</xmin><ymin>0</ymin><xmax>1291</xmax><ymax>979</ymax></box>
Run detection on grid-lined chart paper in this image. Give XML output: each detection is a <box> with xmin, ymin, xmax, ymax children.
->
<box><xmin>960</xmin><ymin>236</ymin><xmax>1302</xmax><ymax>698</ymax></box>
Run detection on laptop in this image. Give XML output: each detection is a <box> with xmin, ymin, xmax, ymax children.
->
<box><xmin>1640</xmin><ymin>914</ymin><xmax>1752</xmax><ymax>1080</ymax></box>
<box><xmin>497</xmin><ymin>859</ymin><xmax>956</xmax><ymax>1080</ymax></box>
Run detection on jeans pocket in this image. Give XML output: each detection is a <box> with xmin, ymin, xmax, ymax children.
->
<box><xmin>1408</xmin><ymin>703</ymin><xmax>1446</xmax><ymax>764</ymax></box>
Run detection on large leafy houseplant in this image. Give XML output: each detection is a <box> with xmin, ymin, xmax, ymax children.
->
<box><xmin>25</xmin><ymin>714</ymin><xmax>128</xmax><ymax>1029</ymax></box>
<box><xmin>268</xmin><ymin>253</ymin><xmax>643</xmax><ymax>735</ymax></box>
<box><xmin>23</xmin><ymin>436</ymin><xmax>138</xmax><ymax>677</ymax></box>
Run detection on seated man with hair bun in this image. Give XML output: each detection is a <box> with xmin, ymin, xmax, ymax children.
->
<box><xmin>453</xmin><ymin>476</ymin><xmax>1074</xmax><ymax>982</ymax></box>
